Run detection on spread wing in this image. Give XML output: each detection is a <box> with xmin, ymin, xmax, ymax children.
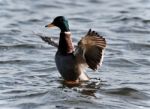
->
<box><xmin>74</xmin><ymin>29</ymin><xmax>106</xmax><ymax>70</ymax></box>
<box><xmin>34</xmin><ymin>33</ymin><xmax>58</xmax><ymax>48</ymax></box>
<box><xmin>40</xmin><ymin>36</ymin><xmax>58</xmax><ymax>48</ymax></box>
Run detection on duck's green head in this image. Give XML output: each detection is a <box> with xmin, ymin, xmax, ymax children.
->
<box><xmin>45</xmin><ymin>16</ymin><xmax>70</xmax><ymax>32</ymax></box>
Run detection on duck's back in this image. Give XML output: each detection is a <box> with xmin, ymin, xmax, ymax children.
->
<box><xmin>55</xmin><ymin>51</ymin><xmax>79</xmax><ymax>81</ymax></box>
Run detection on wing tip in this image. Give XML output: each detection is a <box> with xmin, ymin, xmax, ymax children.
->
<box><xmin>40</xmin><ymin>36</ymin><xmax>51</xmax><ymax>43</ymax></box>
<box><xmin>86</xmin><ymin>29</ymin><xmax>107</xmax><ymax>48</ymax></box>
<box><xmin>87</xmin><ymin>29</ymin><xmax>104</xmax><ymax>38</ymax></box>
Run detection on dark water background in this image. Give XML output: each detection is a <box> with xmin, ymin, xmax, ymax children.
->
<box><xmin>0</xmin><ymin>0</ymin><xmax>150</xmax><ymax>109</ymax></box>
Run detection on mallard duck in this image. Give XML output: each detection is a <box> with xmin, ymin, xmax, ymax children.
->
<box><xmin>41</xmin><ymin>16</ymin><xmax>106</xmax><ymax>83</ymax></box>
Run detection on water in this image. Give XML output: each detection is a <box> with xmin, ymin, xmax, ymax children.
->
<box><xmin>0</xmin><ymin>0</ymin><xmax>150</xmax><ymax>109</ymax></box>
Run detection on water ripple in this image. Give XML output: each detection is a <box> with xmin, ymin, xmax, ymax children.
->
<box><xmin>104</xmin><ymin>87</ymin><xmax>150</xmax><ymax>100</ymax></box>
<box><xmin>0</xmin><ymin>44</ymin><xmax>42</xmax><ymax>49</ymax></box>
<box><xmin>105</xmin><ymin>58</ymin><xmax>140</xmax><ymax>68</ymax></box>
<box><xmin>0</xmin><ymin>0</ymin><xmax>150</xmax><ymax>109</ymax></box>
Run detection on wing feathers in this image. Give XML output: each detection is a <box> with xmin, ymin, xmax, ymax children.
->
<box><xmin>75</xmin><ymin>29</ymin><xmax>106</xmax><ymax>70</ymax></box>
<box><xmin>40</xmin><ymin>36</ymin><xmax>58</xmax><ymax>48</ymax></box>
<box><xmin>84</xmin><ymin>46</ymin><xmax>103</xmax><ymax>70</ymax></box>
<box><xmin>34</xmin><ymin>32</ymin><xmax>58</xmax><ymax>48</ymax></box>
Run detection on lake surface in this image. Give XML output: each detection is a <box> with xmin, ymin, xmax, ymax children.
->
<box><xmin>0</xmin><ymin>0</ymin><xmax>150</xmax><ymax>109</ymax></box>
